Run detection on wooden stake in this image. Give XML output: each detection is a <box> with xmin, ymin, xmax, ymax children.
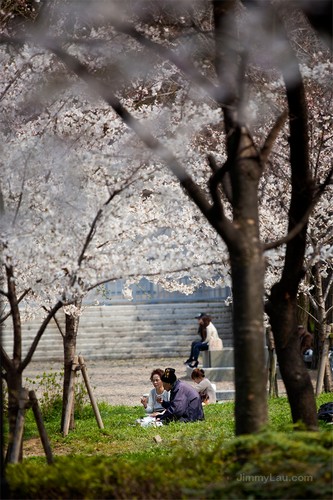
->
<box><xmin>29</xmin><ymin>391</ymin><xmax>54</xmax><ymax>464</ymax></box>
<box><xmin>78</xmin><ymin>356</ymin><xmax>104</xmax><ymax>429</ymax></box>
<box><xmin>268</xmin><ymin>349</ymin><xmax>278</xmax><ymax>397</ymax></box>
<box><xmin>316</xmin><ymin>331</ymin><xmax>330</xmax><ymax>396</ymax></box>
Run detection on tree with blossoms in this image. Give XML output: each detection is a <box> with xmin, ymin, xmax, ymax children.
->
<box><xmin>0</xmin><ymin>31</ymin><xmax>236</xmax><ymax>438</ymax></box>
<box><xmin>0</xmin><ymin>0</ymin><xmax>332</xmax><ymax>452</ymax></box>
<box><xmin>0</xmin><ymin>116</ymin><xmax>230</xmax><ymax>442</ymax></box>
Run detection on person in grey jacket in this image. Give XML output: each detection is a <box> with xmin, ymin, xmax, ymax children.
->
<box><xmin>156</xmin><ymin>368</ymin><xmax>204</xmax><ymax>423</ymax></box>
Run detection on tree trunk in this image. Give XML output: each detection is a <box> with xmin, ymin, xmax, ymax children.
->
<box><xmin>225</xmin><ymin>128</ymin><xmax>268</xmax><ymax>435</ymax></box>
<box><xmin>61</xmin><ymin>307</ymin><xmax>80</xmax><ymax>432</ymax></box>
<box><xmin>266</xmin><ymin>26</ymin><xmax>318</xmax><ymax>429</ymax></box>
<box><xmin>5</xmin><ymin>368</ymin><xmax>23</xmax><ymax>462</ymax></box>
<box><xmin>268</xmin><ymin>285</ymin><xmax>318</xmax><ymax>429</ymax></box>
<box><xmin>231</xmin><ymin>249</ymin><xmax>268</xmax><ymax>434</ymax></box>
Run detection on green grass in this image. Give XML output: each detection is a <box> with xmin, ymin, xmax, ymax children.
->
<box><xmin>4</xmin><ymin>393</ymin><xmax>333</xmax><ymax>499</ymax></box>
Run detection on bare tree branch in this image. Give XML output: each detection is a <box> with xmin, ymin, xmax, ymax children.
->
<box><xmin>297</xmin><ymin>303</ymin><xmax>319</xmax><ymax>323</ymax></box>
<box><xmin>41</xmin><ymin>38</ymin><xmax>237</xmax><ymax>245</ymax></box>
<box><xmin>0</xmin><ymin>345</ymin><xmax>12</xmax><ymax>372</ymax></box>
<box><xmin>85</xmin><ymin>258</ymin><xmax>228</xmax><ymax>293</ymax></box>
<box><xmin>42</xmin><ymin>305</ymin><xmax>65</xmax><ymax>339</ymax></box>
<box><xmin>323</xmin><ymin>272</ymin><xmax>333</xmax><ymax>303</ymax></box>
<box><xmin>109</xmin><ymin>17</ymin><xmax>224</xmax><ymax>103</ymax></box>
<box><xmin>260</xmin><ymin>110</ymin><xmax>288</xmax><ymax>164</ymax></box>
<box><xmin>0</xmin><ymin>288</ymin><xmax>31</xmax><ymax>325</ymax></box>
<box><xmin>20</xmin><ymin>300</ymin><xmax>63</xmax><ymax>373</ymax></box>
<box><xmin>263</xmin><ymin>167</ymin><xmax>333</xmax><ymax>251</ymax></box>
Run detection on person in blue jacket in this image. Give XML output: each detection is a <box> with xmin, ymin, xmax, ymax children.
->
<box><xmin>156</xmin><ymin>368</ymin><xmax>204</xmax><ymax>423</ymax></box>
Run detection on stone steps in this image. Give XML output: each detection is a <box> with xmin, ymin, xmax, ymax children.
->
<box><xmin>2</xmin><ymin>302</ymin><xmax>233</xmax><ymax>362</ymax></box>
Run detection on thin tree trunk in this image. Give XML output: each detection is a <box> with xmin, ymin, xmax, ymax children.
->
<box><xmin>61</xmin><ymin>304</ymin><xmax>81</xmax><ymax>432</ymax></box>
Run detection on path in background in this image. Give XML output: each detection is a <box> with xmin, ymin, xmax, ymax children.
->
<box><xmin>20</xmin><ymin>356</ymin><xmax>308</xmax><ymax>406</ymax></box>
<box><xmin>24</xmin><ymin>356</ymin><xmax>220</xmax><ymax>406</ymax></box>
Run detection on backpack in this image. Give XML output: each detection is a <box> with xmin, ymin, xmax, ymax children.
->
<box><xmin>317</xmin><ymin>402</ymin><xmax>333</xmax><ymax>423</ymax></box>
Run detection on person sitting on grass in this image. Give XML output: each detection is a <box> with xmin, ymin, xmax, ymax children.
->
<box><xmin>154</xmin><ymin>368</ymin><xmax>204</xmax><ymax>423</ymax></box>
<box><xmin>140</xmin><ymin>368</ymin><xmax>169</xmax><ymax>414</ymax></box>
<box><xmin>191</xmin><ymin>368</ymin><xmax>216</xmax><ymax>404</ymax></box>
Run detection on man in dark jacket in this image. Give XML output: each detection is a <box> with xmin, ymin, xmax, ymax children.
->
<box><xmin>157</xmin><ymin>368</ymin><xmax>204</xmax><ymax>423</ymax></box>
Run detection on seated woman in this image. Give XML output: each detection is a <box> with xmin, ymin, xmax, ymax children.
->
<box><xmin>191</xmin><ymin>368</ymin><xmax>216</xmax><ymax>404</ymax></box>
<box><xmin>185</xmin><ymin>314</ymin><xmax>223</xmax><ymax>368</ymax></box>
<box><xmin>140</xmin><ymin>368</ymin><xmax>169</xmax><ymax>414</ymax></box>
<box><xmin>156</xmin><ymin>368</ymin><xmax>204</xmax><ymax>423</ymax></box>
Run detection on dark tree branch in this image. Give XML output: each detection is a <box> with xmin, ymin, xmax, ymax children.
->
<box><xmin>20</xmin><ymin>300</ymin><xmax>63</xmax><ymax>373</ymax></box>
<box><xmin>6</xmin><ymin>266</ymin><xmax>22</xmax><ymax>364</ymax></box>
<box><xmin>85</xmin><ymin>258</ymin><xmax>228</xmax><ymax>293</ymax></box>
<box><xmin>39</xmin><ymin>38</ymin><xmax>237</xmax><ymax>245</ymax></box>
<box><xmin>264</xmin><ymin>166</ymin><xmax>333</xmax><ymax>251</ymax></box>
<box><xmin>109</xmin><ymin>17</ymin><xmax>223</xmax><ymax>103</ymax></box>
<box><xmin>323</xmin><ymin>273</ymin><xmax>333</xmax><ymax>304</ymax></box>
<box><xmin>301</xmin><ymin>0</ymin><xmax>333</xmax><ymax>48</ymax></box>
<box><xmin>0</xmin><ymin>346</ymin><xmax>12</xmax><ymax>373</ymax></box>
<box><xmin>0</xmin><ymin>288</ymin><xmax>31</xmax><ymax>325</ymax></box>
<box><xmin>77</xmin><ymin>208</ymin><xmax>103</xmax><ymax>270</ymax></box>
<box><xmin>42</xmin><ymin>305</ymin><xmax>65</xmax><ymax>339</ymax></box>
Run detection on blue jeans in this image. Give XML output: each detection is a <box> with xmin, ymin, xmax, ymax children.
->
<box><xmin>190</xmin><ymin>341</ymin><xmax>208</xmax><ymax>361</ymax></box>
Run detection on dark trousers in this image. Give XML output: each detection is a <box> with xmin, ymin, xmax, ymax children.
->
<box><xmin>190</xmin><ymin>341</ymin><xmax>208</xmax><ymax>361</ymax></box>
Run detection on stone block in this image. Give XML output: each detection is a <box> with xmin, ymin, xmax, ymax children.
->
<box><xmin>185</xmin><ymin>365</ymin><xmax>234</xmax><ymax>381</ymax></box>
<box><xmin>202</xmin><ymin>348</ymin><xmax>234</xmax><ymax>368</ymax></box>
<box><xmin>216</xmin><ymin>390</ymin><xmax>235</xmax><ymax>401</ymax></box>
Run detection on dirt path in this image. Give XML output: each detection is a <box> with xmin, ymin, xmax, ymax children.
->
<box><xmin>23</xmin><ymin>356</ymin><xmax>322</xmax><ymax>408</ymax></box>
<box><xmin>23</xmin><ymin>356</ymin><xmax>237</xmax><ymax>406</ymax></box>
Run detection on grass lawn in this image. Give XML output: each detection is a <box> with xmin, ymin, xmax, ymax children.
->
<box><xmin>4</xmin><ymin>393</ymin><xmax>333</xmax><ymax>499</ymax></box>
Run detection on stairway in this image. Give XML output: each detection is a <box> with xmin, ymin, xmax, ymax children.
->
<box><xmin>2</xmin><ymin>302</ymin><xmax>233</xmax><ymax>362</ymax></box>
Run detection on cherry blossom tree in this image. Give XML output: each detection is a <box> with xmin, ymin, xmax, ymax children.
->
<box><xmin>0</xmin><ymin>0</ymin><xmax>332</xmax><ymax>442</ymax></box>
<box><xmin>0</xmin><ymin>41</ymin><xmax>232</xmax><ymax>442</ymax></box>
<box><xmin>34</xmin><ymin>0</ymin><xmax>331</xmax><ymax>432</ymax></box>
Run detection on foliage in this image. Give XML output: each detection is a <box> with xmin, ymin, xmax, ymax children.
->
<box><xmin>0</xmin><ymin>0</ymin><xmax>331</xmax><ymax>313</ymax></box>
<box><xmin>22</xmin><ymin>370</ymin><xmax>89</xmax><ymax>421</ymax></box>
<box><xmin>5</xmin><ymin>394</ymin><xmax>333</xmax><ymax>499</ymax></box>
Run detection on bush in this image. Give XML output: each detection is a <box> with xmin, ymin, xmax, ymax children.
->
<box><xmin>6</xmin><ymin>430</ymin><xmax>332</xmax><ymax>499</ymax></box>
<box><xmin>24</xmin><ymin>371</ymin><xmax>89</xmax><ymax>421</ymax></box>
<box><xmin>5</xmin><ymin>394</ymin><xmax>333</xmax><ymax>499</ymax></box>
